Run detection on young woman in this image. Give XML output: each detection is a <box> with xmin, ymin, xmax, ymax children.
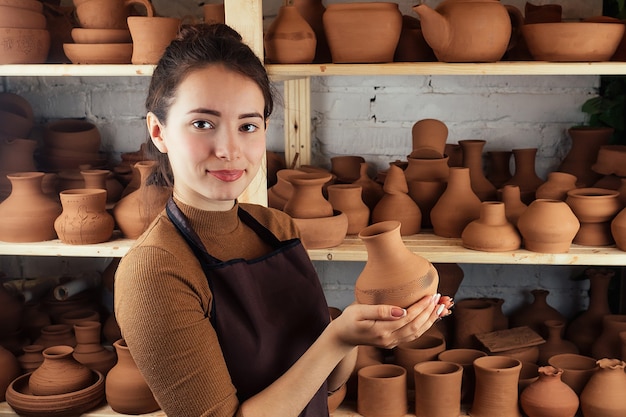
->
<box><xmin>114</xmin><ymin>23</ymin><xmax>453</xmax><ymax>417</ymax></box>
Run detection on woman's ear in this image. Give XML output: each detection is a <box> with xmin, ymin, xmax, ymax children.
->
<box><xmin>147</xmin><ymin>112</ymin><xmax>167</xmax><ymax>153</ymax></box>
<box><xmin>264</xmin><ymin>117</ymin><xmax>270</xmax><ymax>130</ymax></box>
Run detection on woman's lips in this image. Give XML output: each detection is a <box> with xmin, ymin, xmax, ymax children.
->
<box><xmin>209</xmin><ymin>170</ymin><xmax>244</xmax><ymax>182</ymax></box>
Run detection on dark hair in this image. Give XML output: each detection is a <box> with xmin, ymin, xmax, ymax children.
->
<box><xmin>144</xmin><ymin>23</ymin><xmax>274</xmax><ymax>187</ymax></box>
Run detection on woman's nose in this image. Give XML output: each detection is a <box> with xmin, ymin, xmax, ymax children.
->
<box><xmin>214</xmin><ymin>130</ymin><xmax>240</xmax><ymax>161</ymax></box>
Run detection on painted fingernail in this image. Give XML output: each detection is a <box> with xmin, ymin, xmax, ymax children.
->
<box><xmin>391</xmin><ymin>307</ymin><xmax>407</xmax><ymax>318</ymax></box>
<box><xmin>432</xmin><ymin>293</ymin><xmax>441</xmax><ymax>304</ymax></box>
<box><xmin>436</xmin><ymin>304</ymin><xmax>445</xmax><ymax>316</ymax></box>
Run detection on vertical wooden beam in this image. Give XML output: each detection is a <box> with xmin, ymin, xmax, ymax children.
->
<box><xmin>284</xmin><ymin>77</ymin><xmax>311</xmax><ymax>168</ymax></box>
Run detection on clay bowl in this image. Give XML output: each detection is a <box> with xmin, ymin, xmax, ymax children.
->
<box><xmin>522</xmin><ymin>22</ymin><xmax>625</xmax><ymax>61</ymax></box>
<box><xmin>5</xmin><ymin>370</ymin><xmax>105</xmax><ymax>417</ymax></box>
<box><xmin>0</xmin><ymin>28</ymin><xmax>50</xmax><ymax>64</ymax></box>
<box><xmin>63</xmin><ymin>43</ymin><xmax>133</xmax><ymax>64</ymax></box>
<box><xmin>0</xmin><ymin>5</ymin><xmax>46</xmax><ymax>29</ymax></box>
<box><xmin>0</xmin><ymin>0</ymin><xmax>43</xmax><ymax>12</ymax></box>
<box><xmin>565</xmin><ymin>187</ymin><xmax>622</xmax><ymax>223</ymax></box>
<box><xmin>43</xmin><ymin>119</ymin><xmax>101</xmax><ymax>153</ymax></box>
<box><xmin>71</xmin><ymin>28</ymin><xmax>132</xmax><ymax>44</ymax></box>
<box><xmin>292</xmin><ymin>210</ymin><xmax>349</xmax><ymax>249</ymax></box>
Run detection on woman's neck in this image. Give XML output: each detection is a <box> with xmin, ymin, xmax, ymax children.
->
<box><xmin>173</xmin><ymin>189</ymin><xmax>236</xmax><ymax>212</ymax></box>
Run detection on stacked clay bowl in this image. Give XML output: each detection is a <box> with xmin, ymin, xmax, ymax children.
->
<box><xmin>522</xmin><ymin>20</ymin><xmax>625</xmax><ymax>61</ymax></box>
<box><xmin>40</xmin><ymin>119</ymin><xmax>106</xmax><ymax>171</ymax></box>
<box><xmin>64</xmin><ymin>28</ymin><xmax>133</xmax><ymax>64</ymax></box>
<box><xmin>0</xmin><ymin>0</ymin><xmax>50</xmax><ymax>64</ymax></box>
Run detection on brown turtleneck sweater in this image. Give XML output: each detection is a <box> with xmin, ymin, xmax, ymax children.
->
<box><xmin>114</xmin><ymin>199</ymin><xmax>302</xmax><ymax>417</ymax></box>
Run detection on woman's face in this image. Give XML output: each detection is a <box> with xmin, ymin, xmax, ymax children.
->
<box><xmin>148</xmin><ymin>64</ymin><xmax>267</xmax><ymax>211</ymax></box>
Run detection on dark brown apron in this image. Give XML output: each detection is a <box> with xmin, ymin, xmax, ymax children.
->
<box><xmin>166</xmin><ymin>198</ymin><xmax>330</xmax><ymax>417</ymax></box>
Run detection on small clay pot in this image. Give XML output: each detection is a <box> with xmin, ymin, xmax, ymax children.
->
<box><xmin>461</xmin><ymin>201</ymin><xmax>521</xmax><ymax>252</ymax></box>
<box><xmin>357</xmin><ymin>364</ymin><xmax>407</xmax><ymax>417</ymax></box>
<box><xmin>29</xmin><ymin>345</ymin><xmax>93</xmax><ymax>396</ymax></box>
<box><xmin>517</xmin><ymin>199</ymin><xmax>580</xmax><ymax>253</ymax></box>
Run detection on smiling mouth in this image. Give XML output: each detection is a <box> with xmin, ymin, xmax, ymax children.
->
<box><xmin>209</xmin><ymin>170</ymin><xmax>244</xmax><ymax>182</ymax></box>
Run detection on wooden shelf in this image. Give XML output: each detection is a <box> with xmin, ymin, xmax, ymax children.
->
<box><xmin>0</xmin><ymin>64</ymin><xmax>156</xmax><ymax>77</ymax></box>
<box><xmin>0</xmin><ymin>401</ymin><xmax>166</xmax><ymax>416</ymax></box>
<box><xmin>0</xmin><ymin>235</ymin><xmax>134</xmax><ymax>258</ymax></box>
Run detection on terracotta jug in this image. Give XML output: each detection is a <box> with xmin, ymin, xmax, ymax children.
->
<box><xmin>509</xmin><ymin>289</ymin><xmax>566</xmax><ymax>337</ymax></box>
<box><xmin>537</xmin><ymin>320</ymin><xmax>579</xmax><ymax>365</ymax></box>
<box><xmin>393</xmin><ymin>335</ymin><xmax>446</xmax><ymax>389</ymax></box>
<box><xmin>413</xmin><ymin>0</ymin><xmax>523</xmax><ymax>62</ymax></box>
<box><xmin>73</xmin><ymin>321</ymin><xmax>117</xmax><ymax>375</ymax></box>
<box><xmin>430</xmin><ymin>167</ymin><xmax>482</xmax><ymax>238</ymax></box>
<box><xmin>352</xmin><ymin>162</ymin><xmax>384</xmax><ymax>212</ymax></box>
<box><xmin>566</xmin><ymin>268</ymin><xmax>614</xmax><ymax>355</ymax></box>
<box><xmin>106</xmin><ymin>338</ymin><xmax>160</xmax><ymax>414</ymax></box>
<box><xmin>293</xmin><ymin>0</ymin><xmax>331</xmax><ymax>63</ymax></box>
<box><xmin>500</xmin><ymin>184</ymin><xmax>527</xmax><ymax>226</ymax></box>
<box><xmin>548</xmin><ymin>353</ymin><xmax>598</xmax><ymax>396</ymax></box>
<box><xmin>504</xmin><ymin>147</ymin><xmax>545</xmax><ymax>204</ymax></box>
<box><xmin>357</xmin><ymin>364</ymin><xmax>407</xmax><ymax>417</ymax></box>
<box><xmin>411</xmin><ymin>118</ymin><xmax>448</xmax><ymax>158</ymax></box>
<box><xmin>566</xmin><ymin>187</ymin><xmax>622</xmax><ymax>246</ymax></box>
<box><xmin>413</xmin><ymin>361</ymin><xmax>463</xmax><ymax>417</ymax></box>
<box><xmin>517</xmin><ymin>199</ymin><xmax>580</xmax><ymax>253</ymax></box>
<box><xmin>559</xmin><ymin>126</ymin><xmax>613</xmax><ymax>187</ymax></box>
<box><xmin>580</xmin><ymin>358</ymin><xmax>626</xmax><ymax>417</ymax></box>
<box><xmin>470</xmin><ymin>355</ymin><xmax>522</xmax><ymax>417</ymax></box>
<box><xmin>355</xmin><ymin>220</ymin><xmax>439</xmax><ymax>308</ymax></box>
<box><xmin>128</xmin><ymin>15</ymin><xmax>180</xmax><ymax>65</ymax></box>
<box><xmin>264</xmin><ymin>5</ymin><xmax>316</xmax><ymax>64</ymax></box>
<box><xmin>520</xmin><ymin>365</ymin><xmax>579</xmax><ymax>417</ymax></box>
<box><xmin>453</xmin><ymin>298</ymin><xmax>495</xmax><ymax>349</ymax></box>
<box><xmin>327</xmin><ymin>184</ymin><xmax>369</xmax><ymax>235</ymax></box>
<box><xmin>283</xmin><ymin>172</ymin><xmax>334</xmax><ymax>219</ymax></box>
<box><xmin>535</xmin><ymin>171</ymin><xmax>578</xmax><ymax>201</ymax></box>
<box><xmin>486</xmin><ymin>150</ymin><xmax>512</xmax><ymax>189</ymax></box>
<box><xmin>461</xmin><ymin>201</ymin><xmax>521</xmax><ymax>251</ymax></box>
<box><xmin>0</xmin><ymin>345</ymin><xmax>20</xmax><ymax>402</ymax></box>
<box><xmin>459</xmin><ymin>139</ymin><xmax>497</xmax><ymax>201</ymax></box>
<box><xmin>17</xmin><ymin>344</ymin><xmax>44</xmax><ymax>374</ymax></box>
<box><xmin>0</xmin><ymin>172</ymin><xmax>62</xmax><ymax>242</ymax></box>
<box><xmin>371</xmin><ymin>164</ymin><xmax>422</xmax><ymax>235</ymax></box>
<box><xmin>29</xmin><ymin>345</ymin><xmax>93</xmax><ymax>396</ymax></box>
<box><xmin>54</xmin><ymin>188</ymin><xmax>115</xmax><ymax>245</ymax></box>
<box><xmin>437</xmin><ymin>348</ymin><xmax>487</xmax><ymax>405</ymax></box>
<box><xmin>591</xmin><ymin>314</ymin><xmax>626</xmax><ymax>360</ymax></box>
<box><xmin>113</xmin><ymin>160</ymin><xmax>171</xmax><ymax>239</ymax></box>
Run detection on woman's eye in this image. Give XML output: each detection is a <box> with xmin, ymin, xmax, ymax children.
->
<box><xmin>240</xmin><ymin>123</ymin><xmax>258</xmax><ymax>133</ymax></box>
<box><xmin>192</xmin><ymin>120</ymin><xmax>213</xmax><ymax>129</ymax></box>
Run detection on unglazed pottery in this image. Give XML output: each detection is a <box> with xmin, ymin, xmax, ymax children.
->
<box><xmin>537</xmin><ymin>320</ymin><xmax>579</xmax><ymax>365</ymax></box>
<box><xmin>264</xmin><ymin>5</ymin><xmax>316</xmax><ymax>64</ymax></box>
<box><xmin>503</xmin><ymin>147</ymin><xmax>544</xmax><ymax>204</ymax></box>
<box><xmin>0</xmin><ymin>28</ymin><xmax>50</xmax><ymax>64</ymax></box>
<box><xmin>17</xmin><ymin>344</ymin><xmax>44</xmax><ymax>374</ymax></box>
<box><xmin>357</xmin><ymin>364</ymin><xmax>407</xmax><ymax>417</ymax></box>
<box><xmin>560</xmin><ymin>126</ymin><xmax>613</xmax><ymax>186</ymax></box>
<box><xmin>408</xmin><ymin>179</ymin><xmax>446</xmax><ymax>229</ymax></box>
<box><xmin>461</xmin><ymin>201</ymin><xmax>521</xmax><ymax>252</ymax></box>
<box><xmin>565</xmin><ymin>187</ymin><xmax>622</xmax><ymax>246</ymax></box>
<box><xmin>355</xmin><ymin>220</ymin><xmax>439</xmax><ymax>308</ymax></box>
<box><xmin>509</xmin><ymin>289</ymin><xmax>566</xmax><ymax>337</ymax></box>
<box><xmin>54</xmin><ymin>188</ymin><xmax>115</xmax><ymax>244</ymax></box>
<box><xmin>580</xmin><ymin>358</ymin><xmax>626</xmax><ymax>417</ymax></box>
<box><xmin>486</xmin><ymin>150</ymin><xmax>512</xmax><ymax>189</ymax></box>
<box><xmin>0</xmin><ymin>345</ymin><xmax>20</xmax><ymax>401</ymax></box>
<box><xmin>283</xmin><ymin>172</ymin><xmax>334</xmax><ymax>219</ymax></box>
<box><xmin>327</xmin><ymin>184</ymin><xmax>369</xmax><ymax>234</ymax></box>
<box><xmin>520</xmin><ymin>365</ymin><xmax>579</xmax><ymax>417</ymax></box>
<box><xmin>394</xmin><ymin>15</ymin><xmax>435</xmax><ymax>62</ymax></box>
<box><xmin>592</xmin><ymin>144</ymin><xmax>626</xmax><ymax>177</ymax></box>
<box><xmin>75</xmin><ymin>0</ymin><xmax>153</xmax><ymax>29</ymax></box>
<box><xmin>34</xmin><ymin>323</ymin><xmax>77</xmax><ymax>348</ymax></box>
<box><xmin>330</xmin><ymin>155</ymin><xmax>365</xmax><ymax>183</ymax></box>
<box><xmin>470</xmin><ymin>355</ymin><xmax>522</xmax><ymax>417</ymax></box>
<box><xmin>29</xmin><ymin>345</ymin><xmax>93</xmax><ymax>396</ymax></box>
<box><xmin>411</xmin><ymin>118</ymin><xmax>448</xmax><ymax>158</ymax></box>
<box><xmin>413</xmin><ymin>361</ymin><xmax>463</xmax><ymax>417</ymax></box>
<box><xmin>293</xmin><ymin>0</ymin><xmax>331</xmax><ymax>63</ymax></box>
<box><xmin>43</xmin><ymin>119</ymin><xmax>101</xmax><ymax>153</ymax></box>
<box><xmin>547</xmin><ymin>353</ymin><xmax>597</xmax><ymax>396</ymax></box>
<box><xmin>352</xmin><ymin>162</ymin><xmax>384</xmax><ymax>212</ymax></box>
<box><xmin>268</xmin><ymin>168</ymin><xmax>299</xmax><ymax>210</ymax></box>
<box><xmin>452</xmin><ymin>298</ymin><xmax>495</xmax><ymax>349</ymax></box>
<box><xmin>291</xmin><ymin>210</ymin><xmax>348</xmax><ymax>249</ymax></box>
<box><xmin>437</xmin><ymin>348</ymin><xmax>487</xmax><ymax>405</ymax></box>
<box><xmin>459</xmin><ymin>139</ymin><xmax>497</xmax><ymax>201</ymax></box>
<box><xmin>591</xmin><ymin>314</ymin><xmax>626</xmax><ymax>360</ymax></box>
<box><xmin>128</xmin><ymin>16</ymin><xmax>180</xmax><ymax>65</ymax></box>
<box><xmin>535</xmin><ymin>171</ymin><xmax>578</xmax><ymax>200</ymax></box>
<box><xmin>405</xmin><ymin>154</ymin><xmax>450</xmax><ymax>182</ymax></box>
<box><xmin>500</xmin><ymin>184</ymin><xmax>527</xmax><ymax>226</ymax></box>
<box><xmin>517</xmin><ymin>199</ymin><xmax>580</xmax><ymax>253</ymax></box>
<box><xmin>72</xmin><ymin>321</ymin><xmax>117</xmax><ymax>375</ymax></box>
<box><xmin>393</xmin><ymin>335</ymin><xmax>446</xmax><ymax>388</ymax></box>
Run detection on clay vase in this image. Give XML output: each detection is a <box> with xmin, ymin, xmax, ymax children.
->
<box><xmin>0</xmin><ymin>172</ymin><xmax>62</xmax><ymax>242</ymax></box>
<box><xmin>405</xmin><ymin>154</ymin><xmax>450</xmax><ymax>182</ymax></box>
<box><xmin>430</xmin><ymin>167</ymin><xmax>482</xmax><ymax>238</ymax></box>
<box><xmin>408</xmin><ymin>179</ymin><xmax>447</xmax><ymax>229</ymax></box>
<box><xmin>127</xmin><ymin>16</ymin><xmax>181</xmax><ymax>65</ymax></box>
<box><xmin>437</xmin><ymin>348</ymin><xmax>487</xmax><ymax>405</ymax></box>
<box><xmin>537</xmin><ymin>320</ymin><xmax>579</xmax><ymax>365</ymax></box>
<box><xmin>470</xmin><ymin>356</ymin><xmax>522</xmax><ymax>417</ymax></box>
<box><xmin>504</xmin><ymin>148</ymin><xmax>545</xmax><ymax>204</ymax></box>
<box><xmin>54</xmin><ymin>188</ymin><xmax>115</xmax><ymax>245</ymax></box>
<box><xmin>330</xmin><ymin>155</ymin><xmax>365</xmax><ymax>183</ymax></box>
<box><xmin>394</xmin><ymin>15</ymin><xmax>436</xmax><ymax>62</ymax></box>
<box><xmin>113</xmin><ymin>160</ymin><xmax>171</xmax><ymax>239</ymax></box>
<box><xmin>393</xmin><ymin>335</ymin><xmax>446</xmax><ymax>389</ymax></box>
<box><xmin>520</xmin><ymin>365</ymin><xmax>579</xmax><ymax>417</ymax></box>
<box><xmin>283</xmin><ymin>172</ymin><xmax>334</xmax><ymax>219</ymax></box>
<box><xmin>452</xmin><ymin>298</ymin><xmax>495</xmax><ymax>349</ymax></box>
<box><xmin>459</xmin><ymin>139</ymin><xmax>497</xmax><ymax>201</ymax></box>
<box><xmin>411</xmin><ymin>118</ymin><xmax>448</xmax><ymax>158</ymax></box>
<box><xmin>517</xmin><ymin>199</ymin><xmax>580</xmax><ymax>253</ymax></box>
<box><xmin>0</xmin><ymin>345</ymin><xmax>20</xmax><ymax>401</ymax></box>
<box><xmin>548</xmin><ymin>353</ymin><xmax>598</xmax><ymax>396</ymax></box>
<box><xmin>371</xmin><ymin>164</ymin><xmax>421</xmax><ymax>235</ymax></box>
<box><xmin>352</xmin><ymin>162</ymin><xmax>384</xmax><ymax>212</ymax></box>
<box><xmin>17</xmin><ymin>344</ymin><xmax>44</xmax><ymax>374</ymax></box>
<box><xmin>500</xmin><ymin>184</ymin><xmax>527</xmax><ymax>226</ymax></box>
<box><xmin>559</xmin><ymin>126</ymin><xmax>613</xmax><ymax>187</ymax></box>
<box><xmin>82</xmin><ymin>168</ymin><xmax>123</xmax><ymax>203</ymax></box>
<box><xmin>535</xmin><ymin>171</ymin><xmax>578</xmax><ymax>201</ymax></box>
<box><xmin>323</xmin><ymin>2</ymin><xmax>402</xmax><ymax>63</ymax></box>
<box><xmin>293</xmin><ymin>0</ymin><xmax>331</xmax><ymax>63</ymax></box>
<box><xmin>566</xmin><ymin>268</ymin><xmax>614</xmax><ymax>355</ymax></box>
<box><xmin>591</xmin><ymin>314</ymin><xmax>626</xmax><ymax>360</ymax></box>
<box><xmin>327</xmin><ymin>184</ymin><xmax>369</xmax><ymax>235</ymax></box>
<box><xmin>580</xmin><ymin>358</ymin><xmax>626</xmax><ymax>417</ymax></box>
<box><xmin>413</xmin><ymin>361</ymin><xmax>463</xmax><ymax>417</ymax></box>
<box><xmin>106</xmin><ymin>338</ymin><xmax>160</xmax><ymax>414</ymax></box>
<box><xmin>34</xmin><ymin>323</ymin><xmax>77</xmax><ymax>348</ymax></box>
<box><xmin>357</xmin><ymin>364</ymin><xmax>407</xmax><ymax>417</ymax></box>
<box><xmin>73</xmin><ymin>321</ymin><xmax>117</xmax><ymax>375</ymax></box>
<box><xmin>264</xmin><ymin>6</ymin><xmax>316</xmax><ymax>64</ymax></box>
<box><xmin>565</xmin><ymin>187</ymin><xmax>622</xmax><ymax>246</ymax></box>
<box><xmin>355</xmin><ymin>220</ymin><xmax>439</xmax><ymax>308</ymax></box>
<box><xmin>268</xmin><ymin>168</ymin><xmax>299</xmax><ymax>210</ymax></box>
<box><xmin>509</xmin><ymin>289</ymin><xmax>566</xmax><ymax>337</ymax></box>
<box><xmin>461</xmin><ymin>201</ymin><xmax>521</xmax><ymax>251</ymax></box>
<box><xmin>29</xmin><ymin>345</ymin><xmax>93</xmax><ymax>396</ymax></box>
<box><xmin>486</xmin><ymin>150</ymin><xmax>512</xmax><ymax>189</ymax></box>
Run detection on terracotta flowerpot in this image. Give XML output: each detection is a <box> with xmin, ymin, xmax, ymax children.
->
<box><xmin>327</xmin><ymin>184</ymin><xmax>369</xmax><ymax>235</ymax></box>
<box><xmin>264</xmin><ymin>6</ymin><xmax>316</xmax><ymax>64</ymax></box>
<box><xmin>355</xmin><ymin>220</ymin><xmax>439</xmax><ymax>308</ymax></box>
<box><xmin>357</xmin><ymin>364</ymin><xmax>407</xmax><ymax>417</ymax></box>
<box><xmin>72</xmin><ymin>321</ymin><xmax>117</xmax><ymax>375</ymax></box>
<box><xmin>29</xmin><ymin>345</ymin><xmax>93</xmax><ymax>396</ymax></box>
<box><xmin>470</xmin><ymin>355</ymin><xmax>522</xmax><ymax>417</ymax></box>
<box><xmin>503</xmin><ymin>147</ymin><xmax>545</xmax><ymax>204</ymax></box>
<box><xmin>548</xmin><ymin>353</ymin><xmax>597</xmax><ymax>396</ymax></box>
<box><xmin>560</xmin><ymin>126</ymin><xmax>613</xmax><ymax>187</ymax></box>
<box><xmin>283</xmin><ymin>172</ymin><xmax>334</xmax><ymax>219</ymax></box>
<box><xmin>393</xmin><ymin>335</ymin><xmax>446</xmax><ymax>388</ymax></box>
<box><xmin>128</xmin><ymin>15</ymin><xmax>180</xmax><ymax>65</ymax></box>
<box><xmin>537</xmin><ymin>320</ymin><xmax>579</xmax><ymax>365</ymax></box>
<box><xmin>55</xmin><ymin>188</ymin><xmax>115</xmax><ymax>245</ymax></box>
<box><xmin>509</xmin><ymin>289</ymin><xmax>566</xmax><ymax>337</ymax></box>
<box><xmin>500</xmin><ymin>184</ymin><xmax>527</xmax><ymax>226</ymax></box>
<box><xmin>0</xmin><ymin>345</ymin><xmax>21</xmax><ymax>401</ymax></box>
<box><xmin>414</xmin><ymin>361</ymin><xmax>463</xmax><ymax>417</ymax></box>
<box><xmin>459</xmin><ymin>139</ymin><xmax>497</xmax><ymax>201</ymax></box>
<box><xmin>580</xmin><ymin>358</ymin><xmax>626</xmax><ymax>417</ymax></box>
<box><xmin>591</xmin><ymin>314</ymin><xmax>626</xmax><ymax>360</ymax></box>
<box><xmin>106</xmin><ymin>339</ymin><xmax>160</xmax><ymax>414</ymax></box>
<box><xmin>461</xmin><ymin>201</ymin><xmax>521</xmax><ymax>251</ymax></box>
<box><xmin>535</xmin><ymin>171</ymin><xmax>578</xmax><ymax>201</ymax></box>
<box><xmin>411</xmin><ymin>118</ymin><xmax>448</xmax><ymax>158</ymax></box>
<box><xmin>437</xmin><ymin>348</ymin><xmax>487</xmax><ymax>405</ymax></box>
<box><xmin>565</xmin><ymin>187</ymin><xmax>622</xmax><ymax>246</ymax></box>
<box><xmin>486</xmin><ymin>150</ymin><xmax>512</xmax><ymax>189</ymax></box>
<box><xmin>520</xmin><ymin>365</ymin><xmax>579</xmax><ymax>417</ymax></box>
<box><xmin>517</xmin><ymin>199</ymin><xmax>580</xmax><ymax>253</ymax></box>
<box><xmin>293</xmin><ymin>0</ymin><xmax>331</xmax><ymax>63</ymax></box>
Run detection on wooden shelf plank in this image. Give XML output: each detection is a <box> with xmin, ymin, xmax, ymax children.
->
<box><xmin>0</xmin><ymin>64</ymin><xmax>155</xmax><ymax>77</ymax></box>
<box><xmin>0</xmin><ymin>236</ymin><xmax>134</xmax><ymax>258</ymax></box>
<box><xmin>0</xmin><ymin>401</ymin><xmax>166</xmax><ymax>416</ymax></box>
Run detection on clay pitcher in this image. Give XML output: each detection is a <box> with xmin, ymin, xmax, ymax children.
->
<box><xmin>412</xmin><ymin>0</ymin><xmax>523</xmax><ymax>62</ymax></box>
<box><xmin>355</xmin><ymin>220</ymin><xmax>439</xmax><ymax>308</ymax></box>
<box><xmin>580</xmin><ymin>358</ymin><xmax>626</xmax><ymax>417</ymax></box>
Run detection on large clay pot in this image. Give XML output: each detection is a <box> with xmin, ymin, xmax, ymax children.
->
<box><xmin>393</xmin><ymin>335</ymin><xmax>446</xmax><ymax>389</ymax></box>
<box><xmin>437</xmin><ymin>348</ymin><xmax>487</xmax><ymax>405</ymax></box>
<box><xmin>459</xmin><ymin>139</ymin><xmax>497</xmax><ymax>201</ymax></box>
<box><xmin>560</xmin><ymin>126</ymin><xmax>613</xmax><ymax>187</ymax></box>
<box><xmin>0</xmin><ymin>345</ymin><xmax>20</xmax><ymax>401</ymax></box>
<box><xmin>509</xmin><ymin>289</ymin><xmax>566</xmax><ymax>337</ymax></box>
<box><xmin>323</xmin><ymin>2</ymin><xmax>402</xmax><ymax>63</ymax></box>
<box><xmin>54</xmin><ymin>188</ymin><xmax>115</xmax><ymax>245</ymax></box>
<box><xmin>548</xmin><ymin>353</ymin><xmax>598</xmax><ymax>396</ymax></box>
<box><xmin>520</xmin><ymin>365</ymin><xmax>579</xmax><ymax>417</ymax></box>
<box><xmin>293</xmin><ymin>0</ymin><xmax>331</xmax><ymax>63</ymax></box>
<box><xmin>113</xmin><ymin>160</ymin><xmax>170</xmax><ymax>239</ymax></box>
<box><xmin>371</xmin><ymin>164</ymin><xmax>422</xmax><ymax>235</ymax></box>
<box><xmin>29</xmin><ymin>345</ymin><xmax>92</xmax><ymax>396</ymax></box>
<box><xmin>72</xmin><ymin>321</ymin><xmax>117</xmax><ymax>375</ymax></box>
<box><xmin>128</xmin><ymin>15</ymin><xmax>180</xmax><ymax>65</ymax></box>
<box><xmin>0</xmin><ymin>172</ymin><xmax>62</xmax><ymax>242</ymax></box>
<box><xmin>461</xmin><ymin>201</ymin><xmax>521</xmax><ymax>252</ymax></box>
<box><xmin>580</xmin><ymin>358</ymin><xmax>626</xmax><ymax>417</ymax></box>
<box><xmin>500</xmin><ymin>184</ymin><xmax>527</xmax><ymax>226</ymax></box>
<box><xmin>106</xmin><ymin>338</ymin><xmax>160</xmax><ymax>414</ymax></box>
<box><xmin>327</xmin><ymin>184</ymin><xmax>369</xmax><ymax>235</ymax></box>
<box><xmin>470</xmin><ymin>355</ymin><xmax>522</xmax><ymax>417</ymax></box>
<box><xmin>357</xmin><ymin>364</ymin><xmax>407</xmax><ymax>417</ymax></box>
<box><xmin>503</xmin><ymin>147</ymin><xmax>545</xmax><ymax>204</ymax></box>
<box><xmin>413</xmin><ymin>361</ymin><xmax>463</xmax><ymax>417</ymax></box>
<box><xmin>535</xmin><ymin>171</ymin><xmax>578</xmax><ymax>201</ymax></box>
<box><xmin>283</xmin><ymin>172</ymin><xmax>334</xmax><ymax>219</ymax></box>
<box><xmin>537</xmin><ymin>320</ymin><xmax>579</xmax><ymax>365</ymax></box>
<box><xmin>430</xmin><ymin>167</ymin><xmax>481</xmax><ymax>238</ymax></box>
<box><xmin>355</xmin><ymin>220</ymin><xmax>439</xmax><ymax>308</ymax></box>
<box><xmin>591</xmin><ymin>314</ymin><xmax>626</xmax><ymax>360</ymax></box>
<box><xmin>565</xmin><ymin>187</ymin><xmax>622</xmax><ymax>246</ymax></box>
<box><xmin>264</xmin><ymin>5</ymin><xmax>316</xmax><ymax>64</ymax></box>
<box><xmin>517</xmin><ymin>199</ymin><xmax>580</xmax><ymax>253</ymax></box>
<box><xmin>413</xmin><ymin>0</ymin><xmax>523</xmax><ymax>62</ymax></box>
